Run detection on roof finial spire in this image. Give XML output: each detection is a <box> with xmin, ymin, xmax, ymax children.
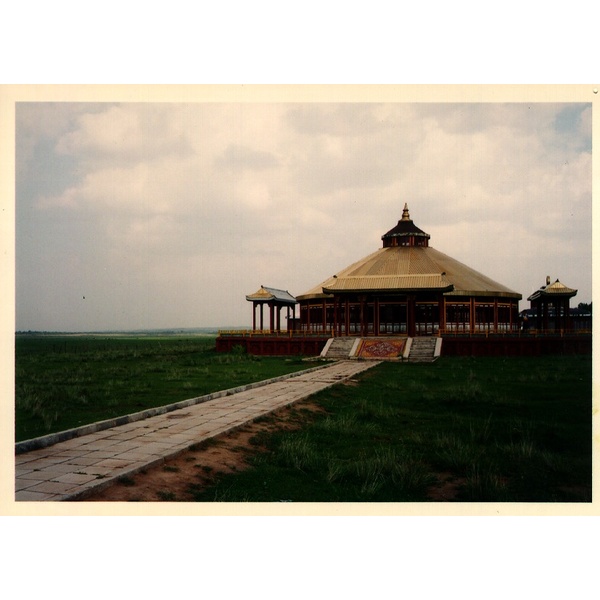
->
<box><xmin>401</xmin><ymin>203</ymin><xmax>411</xmax><ymax>221</ymax></box>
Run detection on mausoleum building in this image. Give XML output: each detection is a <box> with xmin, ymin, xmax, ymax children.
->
<box><xmin>295</xmin><ymin>204</ymin><xmax>522</xmax><ymax>337</ymax></box>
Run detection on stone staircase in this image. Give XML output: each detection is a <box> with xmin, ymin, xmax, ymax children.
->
<box><xmin>321</xmin><ymin>337</ymin><xmax>360</xmax><ymax>360</ymax></box>
<box><xmin>320</xmin><ymin>336</ymin><xmax>441</xmax><ymax>363</ymax></box>
<box><xmin>407</xmin><ymin>337</ymin><xmax>439</xmax><ymax>363</ymax></box>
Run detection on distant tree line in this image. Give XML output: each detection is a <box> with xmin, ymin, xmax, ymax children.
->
<box><xmin>577</xmin><ymin>302</ymin><xmax>592</xmax><ymax>314</ymax></box>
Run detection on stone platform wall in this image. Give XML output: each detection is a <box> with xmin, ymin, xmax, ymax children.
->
<box><xmin>216</xmin><ymin>334</ymin><xmax>592</xmax><ymax>357</ymax></box>
<box><xmin>440</xmin><ymin>334</ymin><xmax>592</xmax><ymax>357</ymax></box>
<box><xmin>215</xmin><ymin>335</ymin><xmax>329</xmax><ymax>356</ymax></box>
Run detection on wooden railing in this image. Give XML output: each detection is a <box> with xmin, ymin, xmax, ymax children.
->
<box><xmin>219</xmin><ymin>328</ymin><xmax>591</xmax><ymax>339</ymax></box>
<box><xmin>438</xmin><ymin>329</ymin><xmax>591</xmax><ymax>338</ymax></box>
<box><xmin>218</xmin><ymin>329</ymin><xmax>333</xmax><ymax>338</ymax></box>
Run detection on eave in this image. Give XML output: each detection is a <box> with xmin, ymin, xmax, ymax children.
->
<box><xmin>322</xmin><ymin>274</ymin><xmax>454</xmax><ymax>294</ymax></box>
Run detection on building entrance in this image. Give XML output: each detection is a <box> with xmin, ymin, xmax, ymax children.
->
<box><xmin>378</xmin><ymin>302</ymin><xmax>407</xmax><ymax>334</ymax></box>
<box><xmin>415</xmin><ymin>302</ymin><xmax>439</xmax><ymax>335</ymax></box>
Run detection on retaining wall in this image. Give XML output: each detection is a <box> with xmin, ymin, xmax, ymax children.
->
<box><xmin>216</xmin><ymin>335</ymin><xmax>329</xmax><ymax>356</ymax></box>
<box><xmin>216</xmin><ymin>333</ymin><xmax>591</xmax><ymax>357</ymax></box>
<box><xmin>440</xmin><ymin>334</ymin><xmax>592</xmax><ymax>357</ymax></box>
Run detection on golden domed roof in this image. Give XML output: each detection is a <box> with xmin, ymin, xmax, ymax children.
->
<box><xmin>297</xmin><ymin>207</ymin><xmax>521</xmax><ymax>301</ymax></box>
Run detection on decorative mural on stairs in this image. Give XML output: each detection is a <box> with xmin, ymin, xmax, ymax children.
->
<box><xmin>357</xmin><ymin>338</ymin><xmax>407</xmax><ymax>359</ymax></box>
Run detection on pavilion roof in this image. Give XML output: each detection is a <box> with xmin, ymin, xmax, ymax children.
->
<box><xmin>246</xmin><ymin>286</ymin><xmax>297</xmax><ymax>304</ymax></box>
<box><xmin>297</xmin><ymin>246</ymin><xmax>521</xmax><ymax>300</ymax></box>
<box><xmin>527</xmin><ymin>279</ymin><xmax>577</xmax><ymax>302</ymax></box>
<box><xmin>323</xmin><ymin>274</ymin><xmax>453</xmax><ymax>293</ymax></box>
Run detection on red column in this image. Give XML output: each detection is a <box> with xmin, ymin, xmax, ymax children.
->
<box><xmin>345</xmin><ymin>298</ymin><xmax>350</xmax><ymax>336</ymax></box>
<box><xmin>360</xmin><ymin>297</ymin><xmax>366</xmax><ymax>337</ymax></box>
<box><xmin>469</xmin><ymin>298</ymin><xmax>475</xmax><ymax>333</ymax></box>
<box><xmin>407</xmin><ymin>295</ymin><xmax>416</xmax><ymax>337</ymax></box>
<box><xmin>333</xmin><ymin>297</ymin><xmax>338</xmax><ymax>337</ymax></box>
<box><xmin>493</xmin><ymin>300</ymin><xmax>498</xmax><ymax>333</ymax></box>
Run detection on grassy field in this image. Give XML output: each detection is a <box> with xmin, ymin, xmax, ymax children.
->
<box><xmin>188</xmin><ymin>355</ymin><xmax>592</xmax><ymax>503</ymax></box>
<box><xmin>15</xmin><ymin>334</ymin><xmax>309</xmax><ymax>441</ymax></box>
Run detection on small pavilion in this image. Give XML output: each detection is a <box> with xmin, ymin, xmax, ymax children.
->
<box><xmin>527</xmin><ymin>277</ymin><xmax>577</xmax><ymax>332</ymax></box>
<box><xmin>246</xmin><ymin>286</ymin><xmax>297</xmax><ymax>332</ymax></box>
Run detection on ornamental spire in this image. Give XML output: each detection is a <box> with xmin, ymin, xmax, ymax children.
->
<box><xmin>401</xmin><ymin>203</ymin><xmax>411</xmax><ymax>221</ymax></box>
<box><xmin>382</xmin><ymin>204</ymin><xmax>430</xmax><ymax>248</ymax></box>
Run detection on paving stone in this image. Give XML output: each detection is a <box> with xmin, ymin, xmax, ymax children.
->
<box><xmin>25</xmin><ymin>480</ymin><xmax>79</xmax><ymax>495</ymax></box>
<box><xmin>53</xmin><ymin>472</ymin><xmax>99</xmax><ymax>485</ymax></box>
<box><xmin>90</xmin><ymin>458</ymin><xmax>132</xmax><ymax>470</ymax></box>
<box><xmin>15</xmin><ymin>478</ymin><xmax>45</xmax><ymax>491</ymax></box>
<box><xmin>103</xmin><ymin>440</ymin><xmax>143</xmax><ymax>452</ymax></box>
<box><xmin>15</xmin><ymin>453</ymin><xmax>46</xmax><ymax>466</ymax></box>
<box><xmin>78</xmin><ymin>440</ymin><xmax>121</xmax><ymax>451</ymax></box>
<box><xmin>31</xmin><ymin>462</ymin><xmax>78</xmax><ymax>475</ymax></box>
<box><xmin>18</xmin><ymin>469</ymin><xmax>64</xmax><ymax>482</ymax></box>
<box><xmin>102</xmin><ymin>431</ymin><xmax>142</xmax><ymax>442</ymax></box>
<box><xmin>16</xmin><ymin>458</ymin><xmax>70</xmax><ymax>471</ymax></box>
<box><xmin>82</xmin><ymin>466</ymin><xmax>124</xmax><ymax>477</ymax></box>
<box><xmin>111</xmin><ymin>450</ymin><xmax>159</xmax><ymax>462</ymax></box>
<box><xmin>62</xmin><ymin>456</ymin><xmax>106</xmax><ymax>467</ymax></box>
<box><xmin>15</xmin><ymin>489</ymin><xmax>58</xmax><ymax>501</ymax></box>
<box><xmin>69</xmin><ymin>451</ymin><xmax>116</xmax><ymax>462</ymax></box>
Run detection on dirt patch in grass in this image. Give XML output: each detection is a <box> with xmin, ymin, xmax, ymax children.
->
<box><xmin>426</xmin><ymin>472</ymin><xmax>465</xmax><ymax>501</ymax></box>
<box><xmin>84</xmin><ymin>399</ymin><xmax>327</xmax><ymax>502</ymax></box>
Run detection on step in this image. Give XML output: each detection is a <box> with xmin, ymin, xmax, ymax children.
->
<box><xmin>321</xmin><ymin>337</ymin><xmax>361</xmax><ymax>359</ymax></box>
<box><xmin>407</xmin><ymin>337</ymin><xmax>440</xmax><ymax>363</ymax></box>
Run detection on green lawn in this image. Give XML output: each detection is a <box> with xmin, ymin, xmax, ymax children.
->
<box><xmin>15</xmin><ymin>335</ymin><xmax>309</xmax><ymax>441</ymax></box>
<box><xmin>190</xmin><ymin>355</ymin><xmax>592</xmax><ymax>503</ymax></box>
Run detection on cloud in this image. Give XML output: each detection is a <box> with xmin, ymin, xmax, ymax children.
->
<box><xmin>285</xmin><ymin>104</ymin><xmax>423</xmax><ymax>196</ymax></box>
<box><xmin>215</xmin><ymin>144</ymin><xmax>279</xmax><ymax>170</ymax></box>
<box><xmin>55</xmin><ymin>104</ymin><xmax>193</xmax><ymax>163</ymax></box>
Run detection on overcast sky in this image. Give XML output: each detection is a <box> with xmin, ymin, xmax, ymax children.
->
<box><xmin>15</xmin><ymin>100</ymin><xmax>592</xmax><ymax>332</ymax></box>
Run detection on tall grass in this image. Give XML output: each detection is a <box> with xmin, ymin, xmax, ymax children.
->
<box><xmin>463</xmin><ymin>464</ymin><xmax>509</xmax><ymax>501</ymax></box>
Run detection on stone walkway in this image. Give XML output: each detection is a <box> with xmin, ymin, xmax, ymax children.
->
<box><xmin>15</xmin><ymin>360</ymin><xmax>379</xmax><ymax>501</ymax></box>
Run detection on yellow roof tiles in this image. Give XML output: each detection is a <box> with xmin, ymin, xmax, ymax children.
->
<box><xmin>296</xmin><ymin>247</ymin><xmax>521</xmax><ymax>300</ymax></box>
